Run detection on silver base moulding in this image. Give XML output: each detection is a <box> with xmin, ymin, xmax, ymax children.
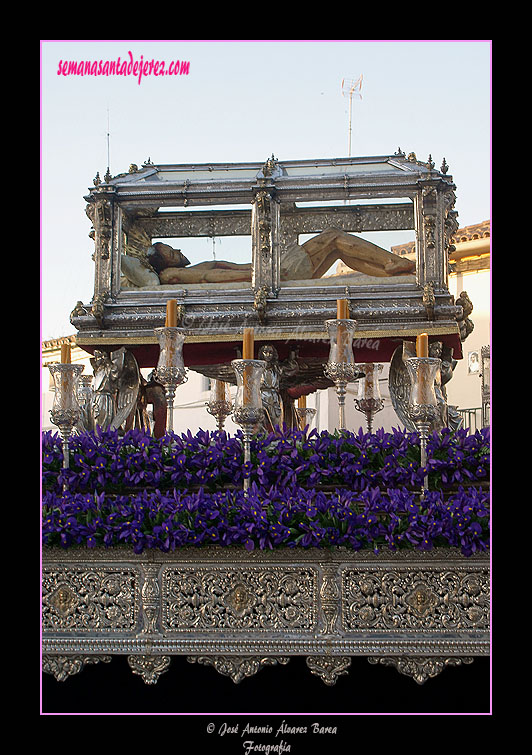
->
<box><xmin>42</xmin><ymin>545</ymin><xmax>489</xmax><ymax>687</ymax></box>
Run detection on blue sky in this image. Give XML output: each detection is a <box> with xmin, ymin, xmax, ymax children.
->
<box><xmin>41</xmin><ymin>39</ymin><xmax>491</xmax><ymax>340</ymax></box>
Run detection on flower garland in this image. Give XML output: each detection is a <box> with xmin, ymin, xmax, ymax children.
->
<box><xmin>41</xmin><ymin>426</ymin><xmax>490</xmax><ymax>557</ymax></box>
<box><xmin>42</xmin><ymin>483</ymin><xmax>489</xmax><ymax>557</ymax></box>
<box><xmin>42</xmin><ymin>425</ymin><xmax>490</xmax><ymax>494</ymax></box>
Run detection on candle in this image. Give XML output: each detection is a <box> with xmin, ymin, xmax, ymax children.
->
<box><xmin>215</xmin><ymin>379</ymin><xmax>225</xmax><ymax>402</ymax></box>
<box><xmin>243</xmin><ymin>328</ymin><xmax>254</xmax><ymax>360</ymax></box>
<box><xmin>415</xmin><ymin>334</ymin><xmax>430</xmax><ymax>403</ymax></box>
<box><xmin>298</xmin><ymin>394</ymin><xmax>307</xmax><ymax>409</ymax></box>
<box><xmin>59</xmin><ymin>342</ymin><xmax>71</xmax><ymax>399</ymax></box>
<box><xmin>336</xmin><ymin>299</ymin><xmax>349</xmax><ymax>362</ymax></box>
<box><xmin>416</xmin><ymin>333</ymin><xmax>429</xmax><ymax>358</ymax></box>
<box><xmin>337</xmin><ymin>299</ymin><xmax>349</xmax><ymax>320</ymax></box>
<box><xmin>364</xmin><ymin>363</ymin><xmax>374</xmax><ymax>399</ymax></box>
<box><xmin>241</xmin><ymin>328</ymin><xmax>254</xmax><ymax>405</ymax></box>
<box><xmin>166</xmin><ymin>299</ymin><xmax>178</xmax><ymax>327</ymax></box>
<box><xmin>60</xmin><ymin>342</ymin><xmax>71</xmax><ymax>364</ymax></box>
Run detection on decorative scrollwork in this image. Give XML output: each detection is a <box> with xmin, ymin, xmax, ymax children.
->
<box><xmin>161</xmin><ymin>566</ymin><xmax>317</xmax><ymax>632</ymax></box>
<box><xmin>42</xmin><ymin>654</ymin><xmax>112</xmax><ymax>682</ymax></box>
<box><xmin>342</xmin><ymin>569</ymin><xmax>489</xmax><ymax>632</ymax></box>
<box><xmin>323</xmin><ymin>361</ymin><xmax>359</xmax><ymax>384</ymax></box>
<box><xmin>306</xmin><ymin>656</ymin><xmax>351</xmax><ymax>686</ymax></box>
<box><xmin>253</xmin><ymin>285</ymin><xmax>269</xmax><ymax>324</ymax></box>
<box><xmin>42</xmin><ymin>548</ymin><xmax>489</xmax><ymax>687</ymax></box>
<box><xmin>232</xmin><ymin>405</ymin><xmax>265</xmax><ymax>428</ymax></box>
<box><xmin>127</xmin><ymin>654</ymin><xmax>171</xmax><ymax>685</ymax></box>
<box><xmin>319</xmin><ymin>566</ymin><xmax>340</xmax><ymax>635</ymax></box>
<box><xmin>368</xmin><ymin>656</ymin><xmax>474</xmax><ymax>685</ymax></box>
<box><xmin>188</xmin><ymin>655</ymin><xmax>290</xmax><ymax>684</ymax></box>
<box><xmin>423</xmin><ymin>281</ymin><xmax>436</xmax><ymax>320</ymax></box>
<box><xmin>42</xmin><ymin>566</ymin><xmax>140</xmax><ymax>632</ymax></box>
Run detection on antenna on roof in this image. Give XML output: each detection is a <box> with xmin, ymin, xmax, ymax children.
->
<box><xmin>341</xmin><ymin>75</ymin><xmax>363</xmax><ymax>157</ymax></box>
<box><xmin>106</xmin><ymin>107</ymin><xmax>111</xmax><ymax>176</ymax></box>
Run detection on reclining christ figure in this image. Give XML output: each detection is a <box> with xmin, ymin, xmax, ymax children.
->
<box><xmin>121</xmin><ymin>228</ymin><xmax>416</xmax><ymax>287</ymax></box>
<box><xmin>157</xmin><ymin>228</ymin><xmax>415</xmax><ymax>284</ymax></box>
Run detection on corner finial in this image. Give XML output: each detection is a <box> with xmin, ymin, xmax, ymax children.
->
<box><xmin>262</xmin><ymin>154</ymin><xmax>278</xmax><ymax>176</ymax></box>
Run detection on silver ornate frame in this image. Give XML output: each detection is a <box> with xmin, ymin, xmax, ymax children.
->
<box><xmin>74</xmin><ymin>154</ymin><xmax>462</xmax><ymax>354</ymax></box>
<box><xmin>42</xmin><ymin>545</ymin><xmax>489</xmax><ymax>687</ymax></box>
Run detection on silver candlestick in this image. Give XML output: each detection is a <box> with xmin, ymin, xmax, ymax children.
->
<box><xmin>206</xmin><ymin>379</ymin><xmax>233</xmax><ymax>432</ymax></box>
<box><xmin>405</xmin><ymin>356</ymin><xmax>441</xmax><ymax>495</ymax></box>
<box><xmin>76</xmin><ymin>374</ymin><xmax>93</xmax><ymax>433</ymax></box>
<box><xmin>324</xmin><ymin>318</ymin><xmax>358</xmax><ymax>431</ymax></box>
<box><xmin>295</xmin><ymin>407</ymin><xmax>316</xmax><ymax>431</ymax></box>
<box><xmin>154</xmin><ymin>326</ymin><xmax>187</xmax><ymax>434</ymax></box>
<box><xmin>231</xmin><ymin>359</ymin><xmax>266</xmax><ymax>491</ymax></box>
<box><xmin>48</xmin><ymin>363</ymin><xmax>84</xmax><ymax>474</ymax></box>
<box><xmin>354</xmin><ymin>363</ymin><xmax>384</xmax><ymax>434</ymax></box>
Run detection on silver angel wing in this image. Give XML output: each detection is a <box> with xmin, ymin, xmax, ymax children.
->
<box><xmin>390</xmin><ymin>342</ymin><xmax>453</xmax><ymax>432</ymax></box>
<box><xmin>388</xmin><ymin>344</ymin><xmax>417</xmax><ymax>431</ymax></box>
<box><xmin>109</xmin><ymin>347</ymin><xmax>141</xmax><ymax>431</ymax></box>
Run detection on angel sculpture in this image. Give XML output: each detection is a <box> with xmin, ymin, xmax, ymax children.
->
<box><xmin>258</xmin><ymin>345</ymin><xmax>301</xmax><ymax>432</ymax></box>
<box><xmin>455</xmin><ymin>291</ymin><xmax>475</xmax><ymax>341</ymax></box>
<box><xmin>84</xmin><ymin>350</ymin><xmax>120</xmax><ymax>431</ymax></box>
<box><xmin>76</xmin><ymin>348</ymin><xmax>167</xmax><ymax>436</ymax></box>
<box><xmin>258</xmin><ymin>345</ymin><xmax>283</xmax><ymax>432</ymax></box>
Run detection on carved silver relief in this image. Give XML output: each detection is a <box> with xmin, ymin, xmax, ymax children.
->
<box><xmin>187</xmin><ymin>655</ymin><xmax>290</xmax><ymax>684</ymax></box>
<box><xmin>42</xmin><ymin>566</ymin><xmax>140</xmax><ymax>632</ymax></box>
<box><xmin>42</xmin><ymin>547</ymin><xmax>489</xmax><ymax>687</ymax></box>
<box><xmin>319</xmin><ymin>565</ymin><xmax>341</xmax><ymax>635</ymax></box>
<box><xmin>368</xmin><ymin>656</ymin><xmax>474</xmax><ymax>685</ymax></box>
<box><xmin>42</xmin><ymin>654</ymin><xmax>112</xmax><ymax>682</ymax></box>
<box><xmin>161</xmin><ymin>566</ymin><xmax>317</xmax><ymax>632</ymax></box>
<box><xmin>424</xmin><ymin>215</ymin><xmax>436</xmax><ymax>250</ymax></box>
<box><xmin>252</xmin><ymin>186</ymin><xmax>280</xmax><ymax>292</ymax></box>
<box><xmin>306</xmin><ymin>656</ymin><xmax>352</xmax><ymax>686</ymax></box>
<box><xmin>127</xmin><ymin>654</ymin><xmax>171</xmax><ymax>685</ymax></box>
<box><xmin>342</xmin><ymin>568</ymin><xmax>489</xmax><ymax>632</ymax></box>
<box><xmin>140</xmin><ymin>564</ymin><xmax>160</xmax><ymax>635</ymax></box>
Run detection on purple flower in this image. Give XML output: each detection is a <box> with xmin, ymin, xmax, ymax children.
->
<box><xmin>42</xmin><ymin>426</ymin><xmax>489</xmax><ymax>556</ymax></box>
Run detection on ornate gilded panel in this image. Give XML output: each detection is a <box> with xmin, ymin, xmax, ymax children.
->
<box><xmin>341</xmin><ymin>567</ymin><xmax>489</xmax><ymax>632</ymax></box>
<box><xmin>161</xmin><ymin>565</ymin><xmax>317</xmax><ymax>632</ymax></box>
<box><xmin>42</xmin><ymin>565</ymin><xmax>140</xmax><ymax>633</ymax></box>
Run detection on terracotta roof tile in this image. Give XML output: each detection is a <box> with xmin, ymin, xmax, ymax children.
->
<box><xmin>391</xmin><ymin>220</ymin><xmax>490</xmax><ymax>255</ymax></box>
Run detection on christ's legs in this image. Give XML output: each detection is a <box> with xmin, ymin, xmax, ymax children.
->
<box><xmin>300</xmin><ymin>229</ymin><xmax>415</xmax><ymax>278</ymax></box>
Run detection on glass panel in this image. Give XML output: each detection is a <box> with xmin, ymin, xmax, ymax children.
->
<box><xmin>119</xmin><ymin>204</ymin><xmax>252</xmax><ymax>291</ymax></box>
<box><xmin>280</xmin><ymin>228</ymin><xmax>416</xmax><ymax>287</ymax></box>
<box><xmin>148</xmin><ymin>236</ymin><xmax>251</xmax><ymax>288</ymax></box>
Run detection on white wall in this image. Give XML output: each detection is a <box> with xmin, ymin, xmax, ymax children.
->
<box><xmin>446</xmin><ymin>268</ymin><xmax>490</xmax><ymax>412</ymax></box>
<box><xmin>169</xmin><ymin>370</ymin><xmax>240</xmax><ymax>435</ymax></box>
